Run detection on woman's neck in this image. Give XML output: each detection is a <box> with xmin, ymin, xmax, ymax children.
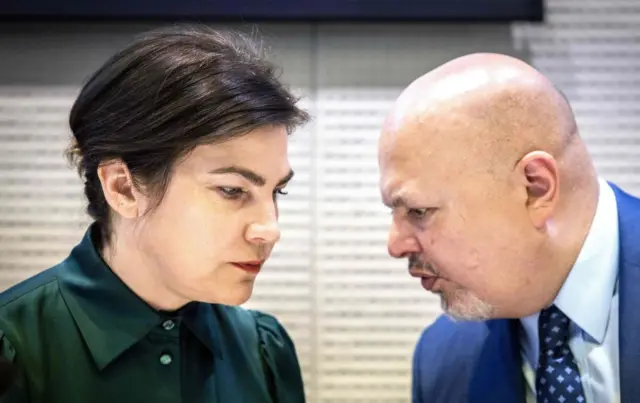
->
<box><xmin>100</xmin><ymin>231</ymin><xmax>190</xmax><ymax>312</ymax></box>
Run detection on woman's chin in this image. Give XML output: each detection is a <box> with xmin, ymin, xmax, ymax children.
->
<box><xmin>196</xmin><ymin>284</ymin><xmax>254</xmax><ymax>306</ymax></box>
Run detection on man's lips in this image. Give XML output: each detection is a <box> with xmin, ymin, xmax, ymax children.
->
<box><xmin>409</xmin><ymin>268</ymin><xmax>440</xmax><ymax>291</ymax></box>
<box><xmin>409</xmin><ymin>268</ymin><xmax>437</xmax><ymax>278</ymax></box>
<box><xmin>420</xmin><ymin>276</ymin><xmax>439</xmax><ymax>291</ymax></box>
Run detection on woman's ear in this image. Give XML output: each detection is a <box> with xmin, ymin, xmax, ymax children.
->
<box><xmin>97</xmin><ymin>160</ymin><xmax>141</xmax><ymax>219</ymax></box>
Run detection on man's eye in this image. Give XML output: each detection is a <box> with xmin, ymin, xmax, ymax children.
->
<box><xmin>407</xmin><ymin>208</ymin><xmax>428</xmax><ymax>220</ymax></box>
<box><xmin>218</xmin><ymin>187</ymin><xmax>247</xmax><ymax>199</ymax></box>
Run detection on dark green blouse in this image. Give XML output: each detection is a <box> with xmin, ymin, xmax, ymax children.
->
<box><xmin>0</xmin><ymin>225</ymin><xmax>305</xmax><ymax>403</ymax></box>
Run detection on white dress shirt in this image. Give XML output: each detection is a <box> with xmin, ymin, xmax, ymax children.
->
<box><xmin>519</xmin><ymin>178</ymin><xmax>620</xmax><ymax>403</ymax></box>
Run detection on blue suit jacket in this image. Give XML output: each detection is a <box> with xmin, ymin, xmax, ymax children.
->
<box><xmin>412</xmin><ymin>184</ymin><xmax>640</xmax><ymax>403</ymax></box>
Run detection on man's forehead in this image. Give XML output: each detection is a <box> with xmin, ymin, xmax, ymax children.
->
<box><xmin>382</xmin><ymin>180</ymin><xmax>438</xmax><ymax>215</ymax></box>
<box><xmin>379</xmin><ymin>177</ymin><xmax>403</xmax><ymax>207</ymax></box>
<box><xmin>379</xmin><ymin>142</ymin><xmax>460</xmax><ymax>208</ymax></box>
<box><xmin>379</xmin><ymin>126</ymin><xmax>426</xmax><ymax>167</ymax></box>
<box><xmin>379</xmin><ymin>163</ymin><xmax>421</xmax><ymax>205</ymax></box>
<box><xmin>379</xmin><ymin>136</ymin><xmax>439</xmax><ymax>182</ymax></box>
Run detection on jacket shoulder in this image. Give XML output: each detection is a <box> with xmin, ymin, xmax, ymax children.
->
<box><xmin>412</xmin><ymin>315</ymin><xmax>489</xmax><ymax>402</ymax></box>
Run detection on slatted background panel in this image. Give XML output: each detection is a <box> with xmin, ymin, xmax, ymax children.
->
<box><xmin>314</xmin><ymin>88</ymin><xmax>426</xmax><ymax>402</ymax></box>
<box><xmin>0</xmin><ymin>87</ymin><xmax>87</xmax><ymax>290</ymax></box>
<box><xmin>514</xmin><ymin>0</ymin><xmax>640</xmax><ymax>196</ymax></box>
<box><xmin>313</xmin><ymin>24</ymin><xmax>517</xmax><ymax>402</ymax></box>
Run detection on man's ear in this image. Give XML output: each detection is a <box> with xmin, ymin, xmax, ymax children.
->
<box><xmin>97</xmin><ymin>160</ymin><xmax>141</xmax><ymax>219</ymax></box>
<box><xmin>514</xmin><ymin>151</ymin><xmax>560</xmax><ymax>229</ymax></box>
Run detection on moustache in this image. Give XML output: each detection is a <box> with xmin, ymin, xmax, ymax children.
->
<box><xmin>408</xmin><ymin>255</ymin><xmax>440</xmax><ymax>276</ymax></box>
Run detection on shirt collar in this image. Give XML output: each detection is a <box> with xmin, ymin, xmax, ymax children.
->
<box><xmin>553</xmin><ymin>178</ymin><xmax>620</xmax><ymax>343</ymax></box>
<box><xmin>57</xmin><ymin>224</ymin><xmax>222</xmax><ymax>371</ymax></box>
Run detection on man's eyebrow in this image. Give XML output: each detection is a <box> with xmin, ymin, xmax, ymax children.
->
<box><xmin>390</xmin><ymin>196</ymin><xmax>409</xmax><ymax>209</ymax></box>
<box><xmin>209</xmin><ymin>165</ymin><xmax>294</xmax><ymax>187</ymax></box>
<box><xmin>381</xmin><ymin>184</ymin><xmax>410</xmax><ymax>208</ymax></box>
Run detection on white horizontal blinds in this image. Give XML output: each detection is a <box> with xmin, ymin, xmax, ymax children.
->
<box><xmin>315</xmin><ymin>88</ymin><xmax>436</xmax><ymax>403</ymax></box>
<box><xmin>0</xmin><ymin>86</ymin><xmax>87</xmax><ymax>291</ymax></box>
<box><xmin>514</xmin><ymin>0</ymin><xmax>640</xmax><ymax>196</ymax></box>
<box><xmin>241</xmin><ymin>95</ymin><xmax>316</xmax><ymax>401</ymax></box>
<box><xmin>312</xmin><ymin>24</ymin><xmax>516</xmax><ymax>402</ymax></box>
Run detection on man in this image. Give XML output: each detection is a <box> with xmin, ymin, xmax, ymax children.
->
<box><xmin>378</xmin><ymin>53</ymin><xmax>640</xmax><ymax>403</ymax></box>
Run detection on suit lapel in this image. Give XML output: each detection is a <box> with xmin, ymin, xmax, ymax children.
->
<box><xmin>468</xmin><ymin>319</ymin><xmax>525</xmax><ymax>403</ymax></box>
<box><xmin>612</xmin><ymin>184</ymin><xmax>640</xmax><ymax>401</ymax></box>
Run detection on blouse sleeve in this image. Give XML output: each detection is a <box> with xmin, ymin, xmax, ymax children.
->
<box><xmin>252</xmin><ymin>311</ymin><xmax>306</xmax><ymax>403</ymax></box>
<box><xmin>0</xmin><ymin>329</ymin><xmax>28</xmax><ymax>402</ymax></box>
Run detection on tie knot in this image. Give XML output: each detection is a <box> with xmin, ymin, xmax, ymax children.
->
<box><xmin>538</xmin><ymin>305</ymin><xmax>571</xmax><ymax>353</ymax></box>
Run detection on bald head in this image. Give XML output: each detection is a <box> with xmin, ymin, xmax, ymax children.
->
<box><xmin>383</xmin><ymin>53</ymin><xmax>582</xmax><ymax>172</ymax></box>
<box><xmin>378</xmin><ymin>54</ymin><xmax>600</xmax><ymax>320</ymax></box>
<box><xmin>380</xmin><ymin>53</ymin><xmax>598</xmax><ymax>207</ymax></box>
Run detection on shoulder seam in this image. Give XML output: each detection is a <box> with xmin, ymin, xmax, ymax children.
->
<box><xmin>0</xmin><ymin>274</ymin><xmax>59</xmax><ymax>310</ymax></box>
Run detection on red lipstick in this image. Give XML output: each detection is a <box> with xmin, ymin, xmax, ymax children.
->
<box><xmin>231</xmin><ymin>260</ymin><xmax>264</xmax><ymax>274</ymax></box>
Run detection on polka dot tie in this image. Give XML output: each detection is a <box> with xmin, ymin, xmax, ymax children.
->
<box><xmin>535</xmin><ymin>305</ymin><xmax>586</xmax><ymax>403</ymax></box>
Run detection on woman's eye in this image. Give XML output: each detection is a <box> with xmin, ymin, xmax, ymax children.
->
<box><xmin>218</xmin><ymin>187</ymin><xmax>247</xmax><ymax>199</ymax></box>
<box><xmin>274</xmin><ymin>188</ymin><xmax>288</xmax><ymax>198</ymax></box>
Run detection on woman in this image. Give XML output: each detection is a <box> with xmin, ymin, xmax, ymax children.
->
<box><xmin>0</xmin><ymin>26</ymin><xmax>309</xmax><ymax>403</ymax></box>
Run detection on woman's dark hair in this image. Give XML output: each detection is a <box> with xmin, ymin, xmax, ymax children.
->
<box><xmin>66</xmin><ymin>26</ymin><xmax>309</xmax><ymax>242</ymax></box>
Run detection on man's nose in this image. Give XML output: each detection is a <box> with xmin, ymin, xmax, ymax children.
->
<box><xmin>387</xmin><ymin>220</ymin><xmax>420</xmax><ymax>259</ymax></box>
